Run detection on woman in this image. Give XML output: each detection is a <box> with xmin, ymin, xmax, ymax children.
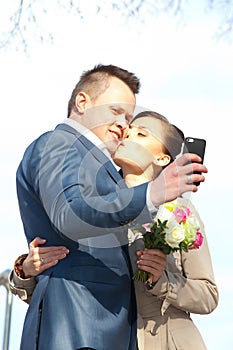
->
<box><xmin>114</xmin><ymin>112</ymin><xmax>218</xmax><ymax>349</ymax></box>
<box><xmin>10</xmin><ymin>111</ymin><xmax>218</xmax><ymax>349</ymax></box>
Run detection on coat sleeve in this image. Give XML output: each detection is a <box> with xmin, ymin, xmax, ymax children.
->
<box><xmin>8</xmin><ymin>269</ymin><xmax>35</xmax><ymax>304</ymax></box>
<box><xmin>148</xmin><ymin>199</ymin><xmax>219</xmax><ymax>315</ymax></box>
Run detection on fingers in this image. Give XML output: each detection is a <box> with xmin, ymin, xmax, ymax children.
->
<box><xmin>186</xmin><ymin>173</ymin><xmax>206</xmax><ymax>185</ymax></box>
<box><xmin>172</xmin><ymin>154</ymin><xmax>208</xmax><ymax>176</ymax></box>
<box><xmin>29</xmin><ymin>237</ymin><xmax>46</xmax><ymax>249</ymax></box>
<box><xmin>39</xmin><ymin>247</ymin><xmax>69</xmax><ymax>266</ymax></box>
<box><xmin>176</xmin><ymin>153</ymin><xmax>203</xmax><ymax>165</ymax></box>
<box><xmin>150</xmin><ymin>153</ymin><xmax>208</xmax><ymax>206</ymax></box>
<box><xmin>182</xmin><ymin>163</ymin><xmax>208</xmax><ymax>178</ymax></box>
<box><xmin>36</xmin><ymin>245</ymin><xmax>69</xmax><ymax>255</ymax></box>
<box><xmin>28</xmin><ymin>236</ymin><xmax>68</xmax><ymax>257</ymax></box>
<box><xmin>23</xmin><ymin>240</ymin><xmax>69</xmax><ymax>278</ymax></box>
<box><xmin>37</xmin><ymin>253</ymin><xmax>64</xmax><ymax>272</ymax></box>
<box><xmin>137</xmin><ymin>249</ymin><xmax>165</xmax><ymax>258</ymax></box>
<box><xmin>136</xmin><ymin>249</ymin><xmax>166</xmax><ymax>283</ymax></box>
<box><xmin>23</xmin><ymin>248</ymin><xmax>69</xmax><ymax>277</ymax></box>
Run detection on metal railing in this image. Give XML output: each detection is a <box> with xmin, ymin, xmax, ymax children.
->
<box><xmin>0</xmin><ymin>270</ymin><xmax>13</xmax><ymax>350</ymax></box>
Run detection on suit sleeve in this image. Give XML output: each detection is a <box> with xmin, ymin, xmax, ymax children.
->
<box><xmin>21</xmin><ymin>129</ymin><xmax>152</xmax><ymax>240</ymax></box>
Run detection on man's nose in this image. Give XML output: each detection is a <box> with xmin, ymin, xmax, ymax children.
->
<box><xmin>115</xmin><ymin>114</ymin><xmax>129</xmax><ymax>137</ymax></box>
<box><xmin>115</xmin><ymin>114</ymin><xmax>128</xmax><ymax>125</ymax></box>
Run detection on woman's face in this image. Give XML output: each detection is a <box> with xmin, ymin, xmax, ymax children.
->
<box><xmin>113</xmin><ymin>116</ymin><xmax>167</xmax><ymax>171</ymax></box>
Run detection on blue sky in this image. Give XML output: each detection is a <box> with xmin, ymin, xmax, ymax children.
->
<box><xmin>0</xmin><ymin>1</ymin><xmax>233</xmax><ymax>349</ymax></box>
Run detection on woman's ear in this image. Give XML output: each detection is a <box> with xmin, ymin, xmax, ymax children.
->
<box><xmin>153</xmin><ymin>153</ymin><xmax>171</xmax><ymax>167</ymax></box>
<box><xmin>75</xmin><ymin>92</ymin><xmax>91</xmax><ymax>114</ymax></box>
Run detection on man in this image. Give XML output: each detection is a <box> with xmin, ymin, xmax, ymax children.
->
<box><xmin>16</xmin><ymin>64</ymin><xmax>207</xmax><ymax>350</ymax></box>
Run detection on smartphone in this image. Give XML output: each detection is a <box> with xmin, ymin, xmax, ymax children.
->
<box><xmin>183</xmin><ymin>137</ymin><xmax>206</xmax><ymax>186</ymax></box>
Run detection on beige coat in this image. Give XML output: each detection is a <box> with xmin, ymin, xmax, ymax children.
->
<box><xmin>129</xmin><ymin>198</ymin><xmax>219</xmax><ymax>350</ymax></box>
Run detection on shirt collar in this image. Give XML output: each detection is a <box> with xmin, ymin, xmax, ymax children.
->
<box><xmin>63</xmin><ymin>118</ymin><xmax>120</xmax><ymax>170</ymax></box>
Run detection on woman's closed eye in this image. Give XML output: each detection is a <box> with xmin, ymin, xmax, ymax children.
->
<box><xmin>137</xmin><ymin>131</ymin><xmax>147</xmax><ymax>137</ymax></box>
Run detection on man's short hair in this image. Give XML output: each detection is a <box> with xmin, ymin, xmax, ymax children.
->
<box><xmin>67</xmin><ymin>64</ymin><xmax>141</xmax><ymax>117</ymax></box>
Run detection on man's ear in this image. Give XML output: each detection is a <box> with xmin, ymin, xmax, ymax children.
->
<box><xmin>75</xmin><ymin>92</ymin><xmax>91</xmax><ymax>113</ymax></box>
<box><xmin>154</xmin><ymin>153</ymin><xmax>171</xmax><ymax>167</ymax></box>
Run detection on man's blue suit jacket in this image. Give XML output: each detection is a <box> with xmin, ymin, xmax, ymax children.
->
<box><xmin>16</xmin><ymin>123</ymin><xmax>152</xmax><ymax>350</ymax></box>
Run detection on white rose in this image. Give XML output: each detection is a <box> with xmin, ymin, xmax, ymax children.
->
<box><xmin>165</xmin><ymin>219</ymin><xmax>185</xmax><ymax>248</ymax></box>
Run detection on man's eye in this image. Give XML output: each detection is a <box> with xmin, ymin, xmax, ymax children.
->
<box><xmin>138</xmin><ymin>132</ymin><xmax>146</xmax><ymax>137</ymax></box>
<box><xmin>112</xmin><ymin>107</ymin><xmax>122</xmax><ymax>114</ymax></box>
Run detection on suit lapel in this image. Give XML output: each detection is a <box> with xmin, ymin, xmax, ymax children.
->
<box><xmin>56</xmin><ymin>123</ymin><xmax>125</xmax><ymax>186</ymax></box>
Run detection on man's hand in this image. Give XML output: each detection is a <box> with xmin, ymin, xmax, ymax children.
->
<box><xmin>150</xmin><ymin>153</ymin><xmax>208</xmax><ymax>207</ymax></box>
<box><xmin>22</xmin><ymin>237</ymin><xmax>69</xmax><ymax>278</ymax></box>
<box><xmin>136</xmin><ymin>249</ymin><xmax>167</xmax><ymax>283</ymax></box>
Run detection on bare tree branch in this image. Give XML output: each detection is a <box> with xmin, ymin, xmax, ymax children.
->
<box><xmin>0</xmin><ymin>0</ymin><xmax>26</xmax><ymax>52</ymax></box>
<box><xmin>0</xmin><ymin>0</ymin><xmax>232</xmax><ymax>54</ymax></box>
<box><xmin>207</xmin><ymin>0</ymin><xmax>233</xmax><ymax>40</ymax></box>
<box><xmin>0</xmin><ymin>0</ymin><xmax>54</xmax><ymax>54</ymax></box>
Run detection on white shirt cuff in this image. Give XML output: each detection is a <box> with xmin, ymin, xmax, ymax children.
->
<box><xmin>146</xmin><ymin>182</ymin><xmax>159</xmax><ymax>214</ymax></box>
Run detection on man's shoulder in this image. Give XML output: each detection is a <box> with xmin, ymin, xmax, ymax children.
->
<box><xmin>25</xmin><ymin>123</ymin><xmax>75</xmax><ymax>153</ymax></box>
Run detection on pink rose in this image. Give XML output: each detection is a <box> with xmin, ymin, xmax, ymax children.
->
<box><xmin>190</xmin><ymin>231</ymin><xmax>203</xmax><ymax>249</ymax></box>
<box><xmin>183</xmin><ymin>206</ymin><xmax>192</xmax><ymax>216</ymax></box>
<box><xmin>173</xmin><ymin>207</ymin><xmax>187</xmax><ymax>223</ymax></box>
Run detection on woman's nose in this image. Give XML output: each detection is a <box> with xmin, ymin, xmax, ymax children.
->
<box><xmin>125</xmin><ymin>127</ymin><xmax>134</xmax><ymax>139</ymax></box>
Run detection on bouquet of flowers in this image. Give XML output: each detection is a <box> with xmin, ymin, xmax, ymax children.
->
<box><xmin>133</xmin><ymin>199</ymin><xmax>203</xmax><ymax>283</ymax></box>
